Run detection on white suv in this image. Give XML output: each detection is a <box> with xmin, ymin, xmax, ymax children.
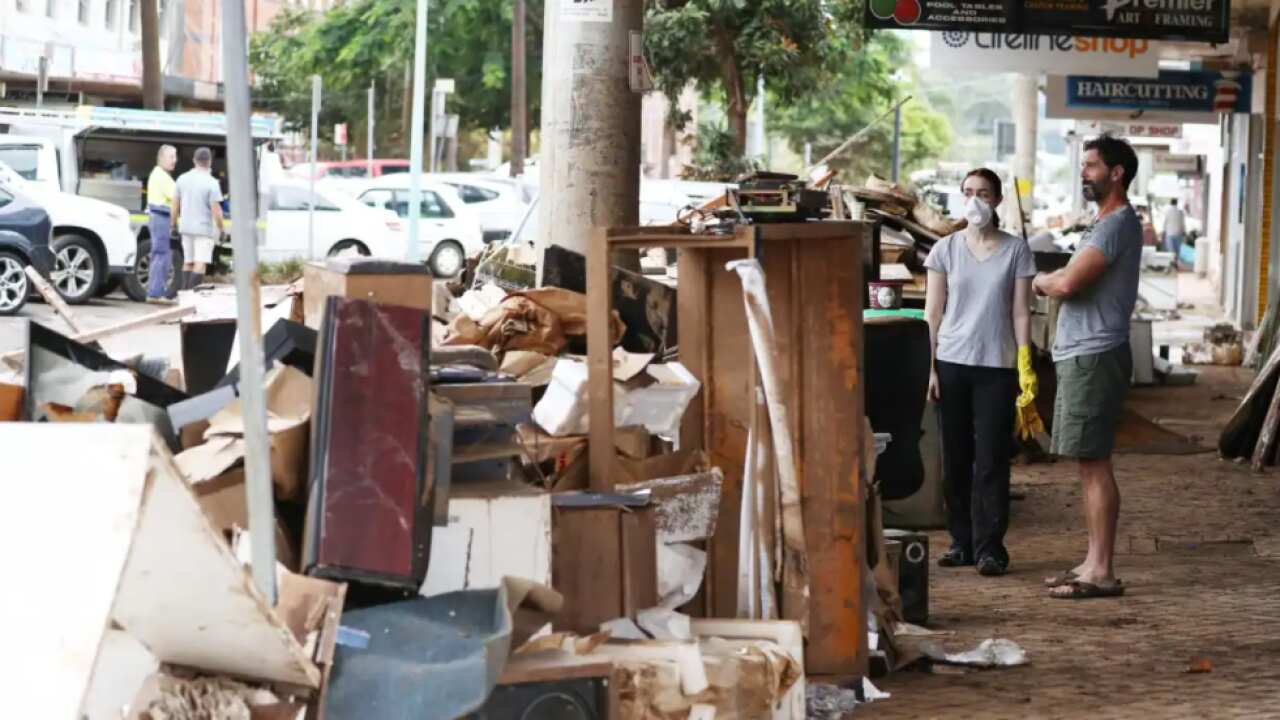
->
<box><xmin>0</xmin><ymin>160</ymin><xmax>136</xmax><ymax>304</ymax></box>
<box><xmin>351</xmin><ymin>179</ymin><xmax>485</xmax><ymax>277</ymax></box>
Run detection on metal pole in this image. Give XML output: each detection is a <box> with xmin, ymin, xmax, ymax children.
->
<box><xmin>309</xmin><ymin>75</ymin><xmax>321</xmax><ymax>260</ymax></box>
<box><xmin>368</xmin><ymin>81</ymin><xmax>375</xmax><ymax>176</ymax></box>
<box><xmin>511</xmin><ymin>0</ymin><xmax>527</xmax><ymax>178</ymax></box>
<box><xmin>891</xmin><ymin>102</ymin><xmax>902</xmax><ymax>183</ymax></box>
<box><xmin>805</xmin><ymin>96</ymin><xmax>909</xmax><ymax>176</ymax></box>
<box><xmin>407</xmin><ymin>0</ymin><xmax>429</xmax><ymax>262</ymax></box>
<box><xmin>36</xmin><ymin>56</ymin><xmax>46</xmax><ymax>108</ymax></box>
<box><xmin>220</xmin><ymin>0</ymin><xmax>276</xmax><ymax>606</ymax></box>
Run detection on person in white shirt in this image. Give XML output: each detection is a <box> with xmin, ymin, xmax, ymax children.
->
<box><xmin>1162</xmin><ymin>199</ymin><xmax>1186</xmax><ymax>267</ymax></box>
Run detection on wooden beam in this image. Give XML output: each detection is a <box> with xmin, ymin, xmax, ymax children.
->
<box><xmin>24</xmin><ymin>266</ymin><xmax>86</xmax><ymax>335</ymax></box>
<box><xmin>587</xmin><ymin>227</ymin><xmax>617</xmax><ymax>490</ymax></box>
<box><xmin>3</xmin><ymin>304</ymin><xmax>194</xmax><ymax>368</ymax></box>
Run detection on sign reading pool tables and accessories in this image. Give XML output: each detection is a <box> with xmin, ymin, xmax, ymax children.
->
<box><xmin>1065</xmin><ymin>70</ymin><xmax>1251</xmax><ymax>114</ymax></box>
<box><xmin>867</xmin><ymin>0</ymin><xmax>1230</xmax><ymax>44</ymax></box>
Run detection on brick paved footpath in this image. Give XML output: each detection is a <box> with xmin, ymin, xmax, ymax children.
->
<box><xmin>859</xmin><ymin>367</ymin><xmax>1280</xmax><ymax>719</ymax></box>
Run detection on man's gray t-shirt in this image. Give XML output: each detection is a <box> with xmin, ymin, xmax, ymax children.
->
<box><xmin>175</xmin><ymin>169</ymin><xmax>222</xmax><ymax>238</ymax></box>
<box><xmin>1052</xmin><ymin>205</ymin><xmax>1142</xmax><ymax>362</ymax></box>
<box><xmin>925</xmin><ymin>230</ymin><xmax>1037</xmax><ymax>369</ymax></box>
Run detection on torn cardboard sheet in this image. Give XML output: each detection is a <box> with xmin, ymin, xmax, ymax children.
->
<box><xmin>727</xmin><ymin>259</ymin><xmax>810</xmax><ymax>633</ymax></box>
<box><xmin>458</xmin><ymin>282</ymin><xmax>509</xmax><ymax>322</ymax></box>
<box><xmin>657</xmin><ymin>543</ymin><xmax>707</xmax><ymax>609</ymax></box>
<box><xmin>443</xmin><ymin>287</ymin><xmax>625</xmax><ymax>357</ymax></box>
<box><xmin>619</xmin><ymin>470</ymin><xmax>723</xmax><ymax>544</ymax></box>
<box><xmin>532</xmin><ymin>357</ymin><xmax>699</xmax><ymax>438</ymax></box>
<box><xmin>175</xmin><ymin>365</ymin><xmax>311</xmax><ymax>501</ymax></box>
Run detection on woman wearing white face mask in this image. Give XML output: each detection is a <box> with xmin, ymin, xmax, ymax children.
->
<box><xmin>923</xmin><ymin>168</ymin><xmax>1038</xmax><ymax>577</ymax></box>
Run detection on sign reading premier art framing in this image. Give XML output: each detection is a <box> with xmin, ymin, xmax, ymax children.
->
<box><xmin>1065</xmin><ymin>70</ymin><xmax>1251</xmax><ymax>114</ymax></box>
<box><xmin>867</xmin><ymin>0</ymin><xmax>1230</xmax><ymax>44</ymax></box>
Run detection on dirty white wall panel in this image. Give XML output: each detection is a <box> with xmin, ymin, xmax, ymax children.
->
<box><xmin>0</xmin><ymin>424</ymin><xmax>151</xmax><ymax>720</ymax></box>
<box><xmin>109</xmin><ymin>437</ymin><xmax>320</xmax><ymax>688</ymax></box>
<box><xmin>436</xmin><ymin>493</ymin><xmax>553</xmax><ymax>592</ymax></box>
<box><xmin>81</xmin><ymin>630</ymin><xmax>159</xmax><ymax>720</ymax></box>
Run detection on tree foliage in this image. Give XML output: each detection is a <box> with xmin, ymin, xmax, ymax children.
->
<box><xmin>769</xmin><ymin>31</ymin><xmax>952</xmax><ymax>182</ymax></box>
<box><xmin>249</xmin><ymin>0</ymin><xmax>542</xmax><ymax>155</ymax></box>
<box><xmin>645</xmin><ymin>0</ymin><xmax>862</xmax><ymax>154</ymax></box>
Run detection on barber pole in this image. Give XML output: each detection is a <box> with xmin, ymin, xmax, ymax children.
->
<box><xmin>1214</xmin><ymin>73</ymin><xmax>1241</xmax><ymax>113</ymax></box>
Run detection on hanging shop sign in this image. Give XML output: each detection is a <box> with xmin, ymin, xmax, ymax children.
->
<box><xmin>930</xmin><ymin>33</ymin><xmax>1160</xmax><ymax>77</ymax></box>
<box><xmin>867</xmin><ymin>0</ymin><xmax>1230</xmax><ymax>44</ymax></box>
<box><xmin>1077</xmin><ymin>120</ymin><xmax>1184</xmax><ymax>138</ymax></box>
<box><xmin>1064</xmin><ymin>70</ymin><xmax>1251</xmax><ymax>114</ymax></box>
<box><xmin>1152</xmin><ymin>151</ymin><xmax>1202</xmax><ymax>173</ymax></box>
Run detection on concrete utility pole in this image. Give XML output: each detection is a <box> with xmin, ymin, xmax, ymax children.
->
<box><xmin>511</xmin><ymin>0</ymin><xmax>527</xmax><ymax>178</ymax></box>
<box><xmin>537</xmin><ymin>0</ymin><xmax>643</xmax><ymax>267</ymax></box>
<box><xmin>1010</xmin><ymin>73</ymin><xmax>1038</xmax><ymax>234</ymax></box>
<box><xmin>220</xmin><ymin>0</ymin><xmax>277</xmax><ymax>606</ymax></box>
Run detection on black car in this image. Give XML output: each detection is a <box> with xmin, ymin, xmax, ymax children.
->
<box><xmin>0</xmin><ymin>183</ymin><xmax>55</xmax><ymax>315</ymax></box>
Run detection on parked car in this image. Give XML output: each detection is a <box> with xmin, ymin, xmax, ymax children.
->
<box><xmin>258</xmin><ymin>181</ymin><xmax>408</xmax><ymax>265</ymax></box>
<box><xmin>0</xmin><ymin>160</ymin><xmax>137</xmax><ymax>304</ymax></box>
<box><xmin>350</xmin><ymin>178</ymin><xmax>486</xmax><ymax>277</ymax></box>
<box><xmin>288</xmin><ymin>159</ymin><xmax>411</xmax><ymax>180</ymax></box>
<box><xmin>430</xmin><ymin>172</ymin><xmax>533</xmax><ymax>243</ymax></box>
<box><xmin>0</xmin><ymin>183</ymin><xmax>54</xmax><ymax>315</ymax></box>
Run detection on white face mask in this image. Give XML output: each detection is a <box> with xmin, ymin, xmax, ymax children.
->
<box><xmin>964</xmin><ymin>195</ymin><xmax>993</xmax><ymax>229</ymax></box>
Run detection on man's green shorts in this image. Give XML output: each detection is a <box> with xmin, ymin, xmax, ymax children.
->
<box><xmin>1052</xmin><ymin>343</ymin><xmax>1132</xmax><ymax>460</ymax></box>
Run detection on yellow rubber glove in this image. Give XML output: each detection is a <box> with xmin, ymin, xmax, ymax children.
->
<box><xmin>1016</xmin><ymin>401</ymin><xmax>1046</xmax><ymax>441</ymax></box>
<box><xmin>1016</xmin><ymin>345</ymin><xmax>1038</xmax><ymax>407</ymax></box>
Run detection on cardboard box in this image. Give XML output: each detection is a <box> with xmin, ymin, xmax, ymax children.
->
<box><xmin>192</xmin><ymin>467</ymin><xmax>299</xmax><ymax>573</ymax></box>
<box><xmin>302</xmin><ymin>259</ymin><xmax>432</xmax><ymax>330</ymax></box>
<box><xmin>552</xmin><ymin>503</ymin><xmax>659</xmax><ymax>634</ymax></box>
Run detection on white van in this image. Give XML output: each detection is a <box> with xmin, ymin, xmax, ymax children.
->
<box><xmin>0</xmin><ymin>105</ymin><xmax>282</xmax><ymax>300</ymax></box>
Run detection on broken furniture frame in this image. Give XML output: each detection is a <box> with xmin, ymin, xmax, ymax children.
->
<box><xmin>586</xmin><ymin>221</ymin><xmax>871</xmax><ymax>677</ymax></box>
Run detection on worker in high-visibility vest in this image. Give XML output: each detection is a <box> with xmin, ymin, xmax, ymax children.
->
<box><xmin>146</xmin><ymin>145</ymin><xmax>178</xmax><ymax>304</ymax></box>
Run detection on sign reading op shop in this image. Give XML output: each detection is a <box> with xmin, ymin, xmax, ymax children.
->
<box><xmin>867</xmin><ymin>0</ymin><xmax>1230</xmax><ymax>44</ymax></box>
<box><xmin>1065</xmin><ymin>70</ymin><xmax>1251</xmax><ymax>114</ymax></box>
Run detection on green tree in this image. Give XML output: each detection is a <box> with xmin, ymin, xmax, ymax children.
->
<box><xmin>644</xmin><ymin>0</ymin><xmax>862</xmax><ymax>155</ymax></box>
<box><xmin>770</xmin><ymin>31</ymin><xmax>952</xmax><ymax>182</ymax></box>
<box><xmin>250</xmin><ymin>0</ymin><xmax>543</xmax><ymax>156</ymax></box>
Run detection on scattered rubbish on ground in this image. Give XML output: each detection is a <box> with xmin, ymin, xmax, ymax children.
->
<box><xmin>1185</xmin><ymin>657</ymin><xmax>1214</xmax><ymax>674</ymax></box>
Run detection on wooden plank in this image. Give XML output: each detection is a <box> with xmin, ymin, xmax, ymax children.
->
<box><xmin>1252</xmin><ymin>378</ymin><xmax>1280</xmax><ymax>470</ymax></box>
<box><xmin>760</xmin><ymin>222</ymin><xmax>868</xmax><ymax>676</ymax></box>
<box><xmin>552</xmin><ymin>507</ymin><xmax>623</xmax><ymax>634</ymax></box>
<box><xmin>587</xmin><ymin>227</ymin><xmax>617</xmax><ymax>490</ymax></box>
<box><xmin>3</xmin><ymin>304</ymin><xmax>195</xmax><ymax>368</ymax></box>
<box><xmin>25</xmin><ymin>265</ymin><xmax>86</xmax><ymax>334</ymax></box>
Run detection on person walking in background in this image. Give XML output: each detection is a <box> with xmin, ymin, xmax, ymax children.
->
<box><xmin>924</xmin><ymin>168</ymin><xmax>1039</xmax><ymax>577</ymax></box>
<box><xmin>1162</xmin><ymin>198</ymin><xmax>1186</xmax><ymax>268</ymax></box>
<box><xmin>145</xmin><ymin>145</ymin><xmax>178</xmax><ymax>304</ymax></box>
<box><xmin>1033</xmin><ymin>135</ymin><xmax>1143</xmax><ymax>600</ymax></box>
<box><xmin>172</xmin><ymin>147</ymin><xmax>224</xmax><ymax>290</ymax></box>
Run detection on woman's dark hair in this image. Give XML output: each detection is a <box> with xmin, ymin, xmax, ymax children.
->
<box><xmin>962</xmin><ymin>167</ymin><xmax>1003</xmax><ymax>227</ymax></box>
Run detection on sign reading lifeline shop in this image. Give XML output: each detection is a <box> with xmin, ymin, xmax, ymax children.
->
<box><xmin>867</xmin><ymin>0</ymin><xmax>1230</xmax><ymax>44</ymax></box>
<box><xmin>930</xmin><ymin>33</ymin><xmax>1160</xmax><ymax>77</ymax></box>
<box><xmin>1065</xmin><ymin>70</ymin><xmax>1251</xmax><ymax>114</ymax></box>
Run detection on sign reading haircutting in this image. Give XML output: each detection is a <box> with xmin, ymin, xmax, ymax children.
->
<box><xmin>1065</xmin><ymin>70</ymin><xmax>1251</xmax><ymax>114</ymax></box>
<box><xmin>868</xmin><ymin>0</ymin><xmax>1230</xmax><ymax>44</ymax></box>
<box><xmin>931</xmin><ymin>32</ymin><xmax>1160</xmax><ymax>77</ymax></box>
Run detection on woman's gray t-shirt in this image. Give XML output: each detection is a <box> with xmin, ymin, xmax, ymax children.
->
<box><xmin>924</xmin><ymin>230</ymin><xmax>1037</xmax><ymax>369</ymax></box>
